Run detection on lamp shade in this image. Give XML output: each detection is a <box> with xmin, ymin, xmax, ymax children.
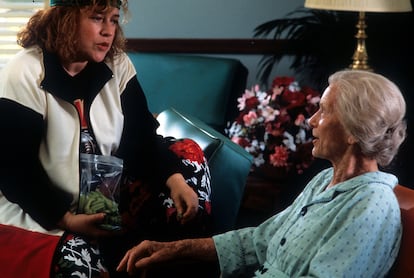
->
<box><xmin>304</xmin><ymin>0</ymin><xmax>412</xmax><ymax>12</ymax></box>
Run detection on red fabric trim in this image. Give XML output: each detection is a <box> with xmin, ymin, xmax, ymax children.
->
<box><xmin>0</xmin><ymin>224</ymin><xmax>61</xmax><ymax>278</ymax></box>
<box><xmin>74</xmin><ymin>99</ymin><xmax>88</xmax><ymax>129</ymax></box>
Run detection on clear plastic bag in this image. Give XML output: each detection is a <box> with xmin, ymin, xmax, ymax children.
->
<box><xmin>78</xmin><ymin>153</ymin><xmax>123</xmax><ymax>231</ymax></box>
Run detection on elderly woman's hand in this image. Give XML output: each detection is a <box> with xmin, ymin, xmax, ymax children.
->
<box><xmin>116</xmin><ymin>238</ymin><xmax>217</xmax><ymax>276</ymax></box>
<box><xmin>116</xmin><ymin>240</ymin><xmax>179</xmax><ymax>275</ymax></box>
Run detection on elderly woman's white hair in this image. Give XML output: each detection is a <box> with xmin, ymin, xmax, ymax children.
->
<box><xmin>328</xmin><ymin>69</ymin><xmax>407</xmax><ymax>167</ymax></box>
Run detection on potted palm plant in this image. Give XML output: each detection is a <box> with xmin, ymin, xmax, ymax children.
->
<box><xmin>253</xmin><ymin>8</ymin><xmax>354</xmax><ymax>91</ymax></box>
<box><xmin>253</xmin><ymin>6</ymin><xmax>413</xmax><ymax>92</ymax></box>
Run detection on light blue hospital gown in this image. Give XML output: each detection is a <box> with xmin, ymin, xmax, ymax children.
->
<box><xmin>213</xmin><ymin>168</ymin><xmax>402</xmax><ymax>277</ymax></box>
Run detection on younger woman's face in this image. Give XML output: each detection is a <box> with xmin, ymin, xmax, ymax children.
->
<box><xmin>77</xmin><ymin>6</ymin><xmax>120</xmax><ymax>63</ymax></box>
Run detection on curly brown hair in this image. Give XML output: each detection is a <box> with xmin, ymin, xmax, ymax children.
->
<box><xmin>17</xmin><ymin>0</ymin><xmax>129</xmax><ymax>63</ymax></box>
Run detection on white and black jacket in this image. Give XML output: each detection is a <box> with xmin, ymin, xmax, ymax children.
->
<box><xmin>0</xmin><ymin>46</ymin><xmax>181</xmax><ymax>235</ymax></box>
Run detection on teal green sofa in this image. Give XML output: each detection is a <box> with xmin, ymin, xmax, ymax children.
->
<box><xmin>127</xmin><ymin>52</ymin><xmax>248</xmax><ymax>132</ymax></box>
<box><xmin>126</xmin><ymin>52</ymin><xmax>252</xmax><ymax>233</ymax></box>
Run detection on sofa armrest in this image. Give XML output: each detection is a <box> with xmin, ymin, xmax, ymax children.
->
<box><xmin>389</xmin><ymin>185</ymin><xmax>414</xmax><ymax>278</ymax></box>
<box><xmin>157</xmin><ymin>108</ymin><xmax>253</xmax><ymax>234</ymax></box>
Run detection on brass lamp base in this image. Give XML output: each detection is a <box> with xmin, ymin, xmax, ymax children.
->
<box><xmin>349</xmin><ymin>11</ymin><xmax>373</xmax><ymax>71</ymax></box>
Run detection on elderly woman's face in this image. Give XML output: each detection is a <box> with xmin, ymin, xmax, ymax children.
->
<box><xmin>308</xmin><ymin>85</ymin><xmax>352</xmax><ymax>164</ymax></box>
<box><xmin>76</xmin><ymin>6</ymin><xmax>120</xmax><ymax>63</ymax></box>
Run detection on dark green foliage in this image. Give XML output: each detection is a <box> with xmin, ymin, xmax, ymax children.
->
<box><xmin>253</xmin><ymin>7</ymin><xmax>413</xmax><ymax>93</ymax></box>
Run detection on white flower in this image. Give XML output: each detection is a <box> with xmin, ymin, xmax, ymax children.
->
<box><xmin>295</xmin><ymin>128</ymin><xmax>307</xmax><ymax>144</ymax></box>
<box><xmin>261</xmin><ymin>105</ymin><xmax>279</xmax><ymax>122</ymax></box>
<box><xmin>283</xmin><ymin>131</ymin><xmax>296</xmax><ymax>152</ymax></box>
<box><xmin>288</xmin><ymin>81</ymin><xmax>301</xmax><ymax>92</ymax></box>
<box><xmin>256</xmin><ymin>90</ymin><xmax>270</xmax><ymax>106</ymax></box>
<box><xmin>253</xmin><ymin>153</ymin><xmax>265</xmax><ymax>167</ymax></box>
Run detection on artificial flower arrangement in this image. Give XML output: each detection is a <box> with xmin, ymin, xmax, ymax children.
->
<box><xmin>225</xmin><ymin>76</ymin><xmax>321</xmax><ymax>180</ymax></box>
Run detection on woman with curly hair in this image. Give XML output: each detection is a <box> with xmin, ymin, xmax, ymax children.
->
<box><xmin>0</xmin><ymin>1</ymin><xmax>212</xmax><ymax>277</ymax></box>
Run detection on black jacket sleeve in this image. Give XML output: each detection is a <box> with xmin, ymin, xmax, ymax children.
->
<box><xmin>0</xmin><ymin>98</ymin><xmax>73</xmax><ymax>230</ymax></box>
<box><xmin>116</xmin><ymin>77</ymin><xmax>182</xmax><ymax>190</ymax></box>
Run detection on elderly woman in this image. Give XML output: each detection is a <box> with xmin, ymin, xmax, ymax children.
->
<box><xmin>117</xmin><ymin>69</ymin><xmax>407</xmax><ymax>277</ymax></box>
<box><xmin>0</xmin><ymin>0</ymin><xmax>212</xmax><ymax>277</ymax></box>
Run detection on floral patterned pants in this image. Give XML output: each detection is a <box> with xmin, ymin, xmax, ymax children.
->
<box><xmin>53</xmin><ymin>234</ymin><xmax>109</xmax><ymax>278</ymax></box>
<box><xmin>52</xmin><ymin>138</ymin><xmax>212</xmax><ymax>277</ymax></box>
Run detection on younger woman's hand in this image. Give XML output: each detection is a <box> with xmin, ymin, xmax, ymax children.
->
<box><xmin>166</xmin><ymin>173</ymin><xmax>198</xmax><ymax>224</ymax></box>
<box><xmin>57</xmin><ymin>211</ymin><xmax>116</xmax><ymax>238</ymax></box>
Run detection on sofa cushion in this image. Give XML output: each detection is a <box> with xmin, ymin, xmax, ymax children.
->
<box><xmin>127</xmin><ymin>52</ymin><xmax>247</xmax><ymax>132</ymax></box>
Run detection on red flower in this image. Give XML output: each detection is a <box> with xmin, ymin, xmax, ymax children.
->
<box><xmin>169</xmin><ymin>138</ymin><xmax>205</xmax><ymax>164</ymax></box>
<box><xmin>281</xmin><ymin>89</ymin><xmax>306</xmax><ymax>109</ymax></box>
<box><xmin>245</xmin><ymin>96</ymin><xmax>260</xmax><ymax>110</ymax></box>
<box><xmin>231</xmin><ymin>136</ymin><xmax>251</xmax><ymax>148</ymax></box>
<box><xmin>272</xmin><ymin>76</ymin><xmax>295</xmax><ymax>88</ymax></box>
<box><xmin>269</xmin><ymin>146</ymin><xmax>289</xmax><ymax>167</ymax></box>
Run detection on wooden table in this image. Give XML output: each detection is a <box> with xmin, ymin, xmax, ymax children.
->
<box><xmin>236</xmin><ymin>174</ymin><xmax>290</xmax><ymax>228</ymax></box>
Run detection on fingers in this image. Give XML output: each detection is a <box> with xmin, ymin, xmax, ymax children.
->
<box><xmin>116</xmin><ymin>251</ymin><xmax>129</xmax><ymax>272</ymax></box>
<box><xmin>174</xmin><ymin>199</ymin><xmax>184</xmax><ymax>221</ymax></box>
<box><xmin>175</xmin><ymin>201</ymin><xmax>194</xmax><ymax>224</ymax></box>
<box><xmin>179</xmin><ymin>190</ymin><xmax>199</xmax><ymax>223</ymax></box>
<box><xmin>117</xmin><ymin>240</ymin><xmax>155</xmax><ymax>275</ymax></box>
<box><xmin>180</xmin><ymin>203</ymin><xmax>198</xmax><ymax>224</ymax></box>
<box><xmin>117</xmin><ymin>245</ymin><xmax>142</xmax><ymax>274</ymax></box>
<box><xmin>166</xmin><ymin>175</ymin><xmax>199</xmax><ymax>222</ymax></box>
<box><xmin>66</xmin><ymin>213</ymin><xmax>116</xmax><ymax>238</ymax></box>
<box><xmin>126</xmin><ymin>250</ymin><xmax>140</xmax><ymax>274</ymax></box>
<box><xmin>88</xmin><ymin>212</ymin><xmax>106</xmax><ymax>224</ymax></box>
<box><xmin>117</xmin><ymin>240</ymin><xmax>187</xmax><ymax>276</ymax></box>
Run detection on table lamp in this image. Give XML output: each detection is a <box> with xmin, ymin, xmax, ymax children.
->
<box><xmin>304</xmin><ymin>0</ymin><xmax>412</xmax><ymax>71</ymax></box>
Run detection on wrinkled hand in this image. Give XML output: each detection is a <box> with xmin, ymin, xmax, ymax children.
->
<box><xmin>116</xmin><ymin>238</ymin><xmax>217</xmax><ymax>276</ymax></box>
<box><xmin>57</xmin><ymin>211</ymin><xmax>117</xmax><ymax>238</ymax></box>
<box><xmin>166</xmin><ymin>173</ymin><xmax>198</xmax><ymax>224</ymax></box>
<box><xmin>116</xmin><ymin>240</ymin><xmax>179</xmax><ymax>276</ymax></box>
